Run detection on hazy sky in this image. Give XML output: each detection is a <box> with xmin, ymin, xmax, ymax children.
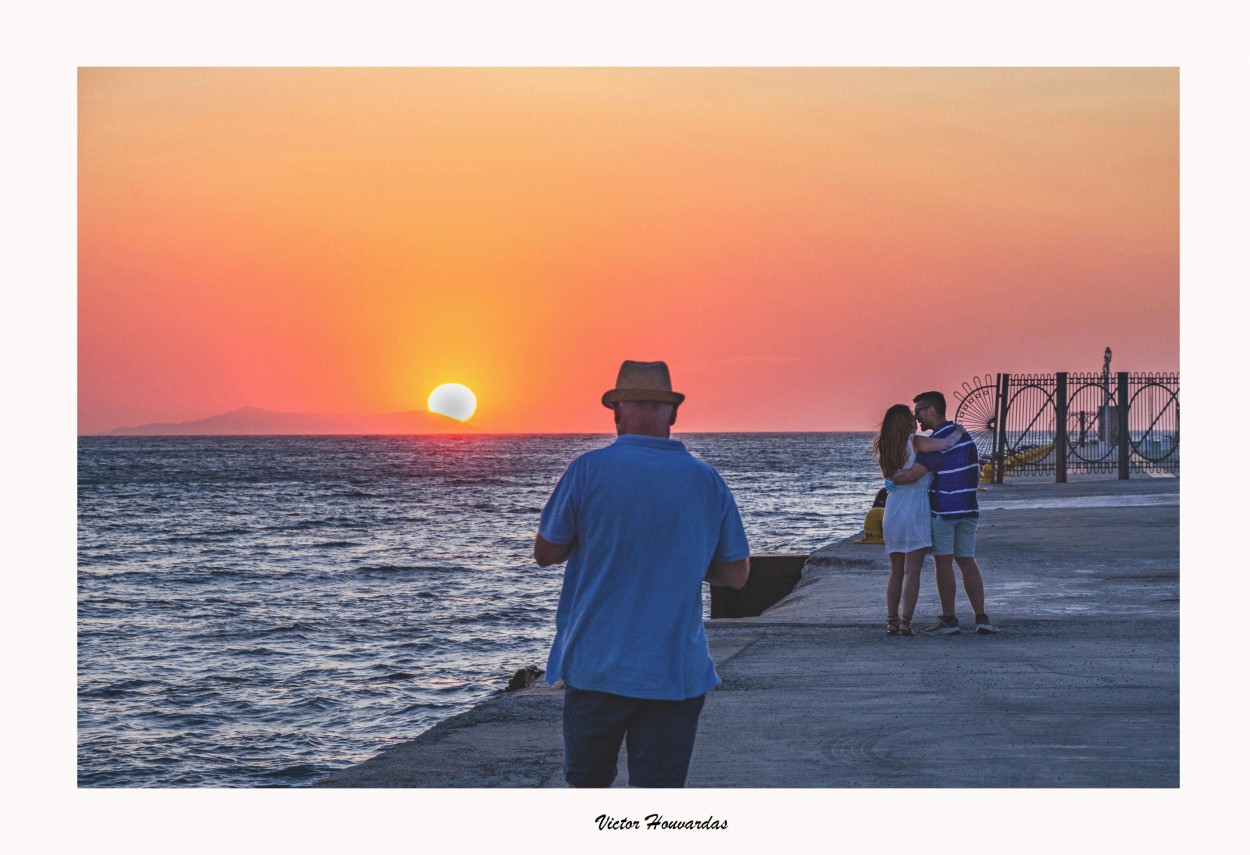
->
<box><xmin>78</xmin><ymin>67</ymin><xmax>1178</xmax><ymax>434</ymax></box>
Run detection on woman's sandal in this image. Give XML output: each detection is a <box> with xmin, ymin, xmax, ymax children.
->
<box><xmin>887</xmin><ymin>615</ymin><xmax>901</xmax><ymax>636</ymax></box>
<box><xmin>898</xmin><ymin>615</ymin><xmax>917</xmax><ymax>637</ymax></box>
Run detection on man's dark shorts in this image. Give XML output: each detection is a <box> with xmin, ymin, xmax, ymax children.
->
<box><xmin>562</xmin><ymin>687</ymin><xmax>706</xmax><ymax>787</ymax></box>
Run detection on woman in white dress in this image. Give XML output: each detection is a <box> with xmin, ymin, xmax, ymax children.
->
<box><xmin>873</xmin><ymin>404</ymin><xmax>964</xmax><ymax>636</ymax></box>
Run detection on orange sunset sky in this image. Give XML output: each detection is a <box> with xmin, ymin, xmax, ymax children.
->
<box><xmin>78</xmin><ymin>67</ymin><xmax>1178</xmax><ymax>435</ymax></box>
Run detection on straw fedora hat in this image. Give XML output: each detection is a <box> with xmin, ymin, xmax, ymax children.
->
<box><xmin>601</xmin><ymin>360</ymin><xmax>686</xmax><ymax>408</ymax></box>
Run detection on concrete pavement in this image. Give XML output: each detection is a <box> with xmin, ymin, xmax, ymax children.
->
<box><xmin>317</xmin><ymin>475</ymin><xmax>1179</xmax><ymax>788</ymax></box>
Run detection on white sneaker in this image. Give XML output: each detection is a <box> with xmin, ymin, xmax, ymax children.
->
<box><xmin>923</xmin><ymin>617</ymin><xmax>960</xmax><ymax>635</ymax></box>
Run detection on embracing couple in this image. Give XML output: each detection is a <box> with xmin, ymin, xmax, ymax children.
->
<box><xmin>874</xmin><ymin>391</ymin><xmax>999</xmax><ymax>637</ymax></box>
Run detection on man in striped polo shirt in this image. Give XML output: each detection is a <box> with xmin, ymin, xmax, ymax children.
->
<box><xmin>911</xmin><ymin>391</ymin><xmax>999</xmax><ymax>635</ymax></box>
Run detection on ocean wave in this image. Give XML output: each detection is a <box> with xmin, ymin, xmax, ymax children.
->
<box><xmin>369</xmin><ymin>672</ymin><xmax>415</xmax><ymax>682</ymax></box>
<box><xmin>255</xmin><ymin>764</ymin><xmax>326</xmax><ymax>784</ymax></box>
<box><xmin>351</xmin><ymin>564</ymin><xmax>465</xmax><ymax>575</ymax></box>
<box><xmin>450</xmin><ymin>608</ymin><xmax>544</xmax><ymax>625</ymax></box>
<box><xmin>80</xmin><ymin>678</ymin><xmax>165</xmax><ymax>698</ymax></box>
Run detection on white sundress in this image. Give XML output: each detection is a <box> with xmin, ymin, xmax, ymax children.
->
<box><xmin>882</xmin><ymin>435</ymin><xmax>934</xmax><ymax>554</ymax></box>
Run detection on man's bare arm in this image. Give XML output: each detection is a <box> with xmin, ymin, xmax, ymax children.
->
<box><xmin>534</xmin><ymin>532</ymin><xmax>574</xmax><ymax>567</ymax></box>
<box><xmin>912</xmin><ymin>425</ymin><xmax>965</xmax><ymax>453</ymax></box>
<box><xmin>704</xmin><ymin>557</ymin><xmax>750</xmax><ymax>590</ymax></box>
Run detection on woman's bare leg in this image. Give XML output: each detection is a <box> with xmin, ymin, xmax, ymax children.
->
<box><xmin>900</xmin><ymin>548</ymin><xmax>925</xmax><ymax>627</ymax></box>
<box><xmin>886</xmin><ymin>552</ymin><xmax>905</xmax><ymax>621</ymax></box>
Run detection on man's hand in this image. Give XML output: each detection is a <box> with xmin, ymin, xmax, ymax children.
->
<box><xmin>704</xmin><ymin>557</ymin><xmax>750</xmax><ymax>590</ymax></box>
<box><xmin>913</xmin><ymin>426</ymin><xmax>963</xmax><ymax>453</ymax></box>
<box><xmin>534</xmin><ymin>532</ymin><xmax>573</xmax><ymax>567</ymax></box>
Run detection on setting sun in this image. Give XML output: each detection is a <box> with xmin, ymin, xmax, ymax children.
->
<box><xmin>427</xmin><ymin>383</ymin><xmax>478</xmax><ymax>422</ymax></box>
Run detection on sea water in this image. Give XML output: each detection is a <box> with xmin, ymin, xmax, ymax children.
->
<box><xmin>78</xmin><ymin>433</ymin><xmax>880</xmax><ymax>787</ymax></box>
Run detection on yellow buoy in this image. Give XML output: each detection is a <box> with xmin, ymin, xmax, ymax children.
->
<box><xmin>855</xmin><ymin>505</ymin><xmax>885</xmax><ymax>544</ymax></box>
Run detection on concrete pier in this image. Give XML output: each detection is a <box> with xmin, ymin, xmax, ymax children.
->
<box><xmin>317</xmin><ymin>476</ymin><xmax>1179</xmax><ymax>788</ymax></box>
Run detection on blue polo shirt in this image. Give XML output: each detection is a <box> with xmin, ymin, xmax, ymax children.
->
<box><xmin>538</xmin><ymin>434</ymin><xmax>750</xmax><ymax>700</ymax></box>
<box><xmin>914</xmin><ymin>420</ymin><xmax>980</xmax><ymax>520</ymax></box>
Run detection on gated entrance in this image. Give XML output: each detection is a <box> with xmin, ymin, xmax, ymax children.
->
<box><xmin>952</xmin><ymin>372</ymin><xmax>1179</xmax><ymax>482</ymax></box>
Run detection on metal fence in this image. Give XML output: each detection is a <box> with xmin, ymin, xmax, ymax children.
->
<box><xmin>952</xmin><ymin>372</ymin><xmax>1179</xmax><ymax>481</ymax></box>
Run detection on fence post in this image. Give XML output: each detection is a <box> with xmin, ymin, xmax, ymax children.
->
<box><xmin>1055</xmin><ymin>372</ymin><xmax>1068</xmax><ymax>483</ymax></box>
<box><xmin>994</xmin><ymin>373</ymin><xmax>1010</xmax><ymax>484</ymax></box>
<box><xmin>1175</xmin><ymin>395</ymin><xmax>1180</xmax><ymax>468</ymax></box>
<box><xmin>1117</xmin><ymin>372</ymin><xmax>1130</xmax><ymax>479</ymax></box>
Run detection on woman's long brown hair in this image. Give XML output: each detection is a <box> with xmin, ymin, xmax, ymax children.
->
<box><xmin>874</xmin><ymin>403</ymin><xmax>917</xmax><ymax>477</ymax></box>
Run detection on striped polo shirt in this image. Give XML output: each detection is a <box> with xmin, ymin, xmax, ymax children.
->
<box><xmin>913</xmin><ymin>420</ymin><xmax>979</xmax><ymax>519</ymax></box>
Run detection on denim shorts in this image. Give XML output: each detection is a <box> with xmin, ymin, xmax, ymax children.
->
<box><xmin>562</xmin><ymin>686</ymin><xmax>706</xmax><ymax>788</ymax></box>
<box><xmin>930</xmin><ymin>516</ymin><xmax>978</xmax><ymax>557</ymax></box>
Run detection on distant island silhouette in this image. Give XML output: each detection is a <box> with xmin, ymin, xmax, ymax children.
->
<box><xmin>102</xmin><ymin>407</ymin><xmax>479</xmax><ymax>436</ymax></box>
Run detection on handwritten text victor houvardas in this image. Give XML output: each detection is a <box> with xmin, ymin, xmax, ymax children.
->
<box><xmin>595</xmin><ymin>814</ymin><xmax>728</xmax><ymax>831</ymax></box>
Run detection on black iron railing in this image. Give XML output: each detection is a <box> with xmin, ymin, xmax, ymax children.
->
<box><xmin>953</xmin><ymin>372</ymin><xmax>1179</xmax><ymax>482</ymax></box>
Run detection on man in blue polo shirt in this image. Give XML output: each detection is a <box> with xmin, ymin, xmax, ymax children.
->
<box><xmin>911</xmin><ymin>390</ymin><xmax>1000</xmax><ymax>636</ymax></box>
<box><xmin>533</xmin><ymin>360</ymin><xmax>751</xmax><ymax>788</ymax></box>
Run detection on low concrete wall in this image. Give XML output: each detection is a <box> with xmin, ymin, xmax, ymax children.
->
<box><xmin>710</xmin><ymin>553</ymin><xmax>808</xmax><ymax>618</ymax></box>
